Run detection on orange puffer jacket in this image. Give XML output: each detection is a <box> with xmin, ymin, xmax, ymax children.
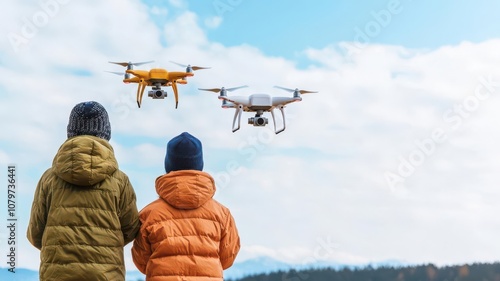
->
<box><xmin>132</xmin><ymin>170</ymin><xmax>240</xmax><ymax>281</ymax></box>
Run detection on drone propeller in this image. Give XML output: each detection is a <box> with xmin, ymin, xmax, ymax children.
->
<box><xmin>109</xmin><ymin>61</ymin><xmax>154</xmax><ymax>70</ymax></box>
<box><xmin>199</xmin><ymin>86</ymin><xmax>248</xmax><ymax>109</ymax></box>
<box><xmin>105</xmin><ymin>70</ymin><xmax>133</xmax><ymax>80</ymax></box>
<box><xmin>170</xmin><ymin>61</ymin><xmax>211</xmax><ymax>73</ymax></box>
<box><xmin>274</xmin><ymin>86</ymin><xmax>317</xmax><ymax>95</ymax></box>
<box><xmin>198</xmin><ymin>85</ymin><xmax>248</xmax><ymax>93</ymax></box>
<box><xmin>105</xmin><ymin>71</ymin><xmax>125</xmax><ymax>76</ymax></box>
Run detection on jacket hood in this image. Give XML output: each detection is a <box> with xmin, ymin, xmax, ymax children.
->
<box><xmin>155</xmin><ymin>170</ymin><xmax>216</xmax><ymax>210</ymax></box>
<box><xmin>52</xmin><ymin>135</ymin><xmax>118</xmax><ymax>187</ymax></box>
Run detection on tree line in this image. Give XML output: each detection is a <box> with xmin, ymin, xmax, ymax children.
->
<box><xmin>229</xmin><ymin>262</ymin><xmax>500</xmax><ymax>281</ymax></box>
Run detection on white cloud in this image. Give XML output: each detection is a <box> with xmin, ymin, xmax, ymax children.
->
<box><xmin>204</xmin><ymin>16</ymin><xmax>223</xmax><ymax>29</ymax></box>
<box><xmin>2</xmin><ymin>0</ymin><xmax>500</xmax><ymax>272</ymax></box>
<box><xmin>0</xmin><ymin>150</ymin><xmax>12</xmax><ymax>165</ymax></box>
<box><xmin>168</xmin><ymin>0</ymin><xmax>186</xmax><ymax>8</ymax></box>
<box><xmin>163</xmin><ymin>11</ymin><xmax>207</xmax><ymax>46</ymax></box>
<box><xmin>150</xmin><ymin>6</ymin><xmax>168</xmax><ymax>16</ymax></box>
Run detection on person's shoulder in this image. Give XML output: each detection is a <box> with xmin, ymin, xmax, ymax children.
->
<box><xmin>108</xmin><ymin>169</ymin><xmax>133</xmax><ymax>187</ymax></box>
<box><xmin>39</xmin><ymin>167</ymin><xmax>58</xmax><ymax>182</ymax></box>
<box><xmin>210</xmin><ymin>198</ymin><xmax>230</xmax><ymax>208</ymax></box>
<box><xmin>141</xmin><ymin>198</ymin><xmax>164</xmax><ymax>212</ymax></box>
<box><xmin>138</xmin><ymin>198</ymin><xmax>170</xmax><ymax>223</ymax></box>
<box><xmin>111</xmin><ymin>168</ymin><xmax>130</xmax><ymax>179</ymax></box>
<box><xmin>204</xmin><ymin>198</ymin><xmax>232</xmax><ymax>217</ymax></box>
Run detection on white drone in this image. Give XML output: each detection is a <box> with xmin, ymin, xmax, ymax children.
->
<box><xmin>199</xmin><ymin>86</ymin><xmax>317</xmax><ymax>134</ymax></box>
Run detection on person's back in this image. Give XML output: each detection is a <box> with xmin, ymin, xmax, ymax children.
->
<box><xmin>132</xmin><ymin>132</ymin><xmax>240</xmax><ymax>280</ymax></box>
<box><xmin>27</xmin><ymin>101</ymin><xmax>140</xmax><ymax>281</ymax></box>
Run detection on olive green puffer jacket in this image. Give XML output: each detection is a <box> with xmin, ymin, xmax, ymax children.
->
<box><xmin>27</xmin><ymin>135</ymin><xmax>140</xmax><ymax>281</ymax></box>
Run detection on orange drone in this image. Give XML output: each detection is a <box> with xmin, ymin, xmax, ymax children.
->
<box><xmin>108</xmin><ymin>61</ymin><xmax>209</xmax><ymax>108</ymax></box>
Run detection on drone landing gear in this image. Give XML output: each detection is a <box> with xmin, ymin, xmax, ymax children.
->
<box><xmin>270</xmin><ymin>105</ymin><xmax>286</xmax><ymax>134</ymax></box>
<box><xmin>232</xmin><ymin>105</ymin><xmax>243</xmax><ymax>133</ymax></box>
<box><xmin>231</xmin><ymin>108</ymin><xmax>287</xmax><ymax>134</ymax></box>
<box><xmin>171</xmin><ymin>82</ymin><xmax>179</xmax><ymax>109</ymax></box>
<box><xmin>136</xmin><ymin>80</ymin><xmax>148</xmax><ymax>108</ymax></box>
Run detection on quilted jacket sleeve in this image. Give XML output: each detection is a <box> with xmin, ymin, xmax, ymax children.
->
<box><xmin>219</xmin><ymin>209</ymin><xmax>240</xmax><ymax>269</ymax></box>
<box><xmin>131</xmin><ymin>211</ymin><xmax>152</xmax><ymax>274</ymax></box>
<box><xmin>26</xmin><ymin>172</ymin><xmax>50</xmax><ymax>250</ymax></box>
<box><xmin>119</xmin><ymin>175</ymin><xmax>140</xmax><ymax>245</ymax></box>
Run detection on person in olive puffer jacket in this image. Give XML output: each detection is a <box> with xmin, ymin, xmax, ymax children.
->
<box><xmin>132</xmin><ymin>132</ymin><xmax>240</xmax><ymax>281</ymax></box>
<box><xmin>27</xmin><ymin>101</ymin><xmax>140</xmax><ymax>281</ymax></box>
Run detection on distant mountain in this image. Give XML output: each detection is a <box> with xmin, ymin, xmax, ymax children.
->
<box><xmin>369</xmin><ymin>259</ymin><xmax>408</xmax><ymax>268</ymax></box>
<box><xmin>224</xmin><ymin>256</ymin><xmax>360</xmax><ymax>280</ymax></box>
<box><xmin>224</xmin><ymin>256</ymin><xmax>409</xmax><ymax>280</ymax></box>
<box><xmin>224</xmin><ymin>256</ymin><xmax>297</xmax><ymax>280</ymax></box>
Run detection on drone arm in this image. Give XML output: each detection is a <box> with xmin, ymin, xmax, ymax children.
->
<box><xmin>220</xmin><ymin>96</ymin><xmax>251</xmax><ymax>107</ymax></box>
<box><xmin>124</xmin><ymin>76</ymin><xmax>141</xmax><ymax>83</ymax></box>
<box><xmin>126</xmin><ymin>69</ymin><xmax>149</xmax><ymax>78</ymax></box>
<box><xmin>272</xmin><ymin>97</ymin><xmax>299</xmax><ymax>106</ymax></box>
<box><xmin>232</xmin><ymin>105</ymin><xmax>243</xmax><ymax>133</ymax></box>
<box><xmin>168</xmin><ymin>71</ymin><xmax>194</xmax><ymax>81</ymax></box>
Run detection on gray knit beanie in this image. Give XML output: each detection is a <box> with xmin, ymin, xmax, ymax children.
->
<box><xmin>67</xmin><ymin>101</ymin><xmax>111</xmax><ymax>141</ymax></box>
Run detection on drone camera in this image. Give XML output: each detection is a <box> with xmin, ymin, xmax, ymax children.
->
<box><xmin>148</xmin><ymin>90</ymin><xmax>167</xmax><ymax>99</ymax></box>
<box><xmin>248</xmin><ymin>116</ymin><xmax>268</xmax><ymax>127</ymax></box>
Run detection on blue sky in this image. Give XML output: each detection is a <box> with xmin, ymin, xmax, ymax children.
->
<box><xmin>1</xmin><ymin>0</ymin><xmax>500</xmax><ymax>276</ymax></box>
<box><xmin>155</xmin><ymin>0</ymin><xmax>500</xmax><ymax>58</ymax></box>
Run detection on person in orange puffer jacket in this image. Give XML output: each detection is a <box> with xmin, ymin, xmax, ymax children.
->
<box><xmin>132</xmin><ymin>132</ymin><xmax>240</xmax><ymax>280</ymax></box>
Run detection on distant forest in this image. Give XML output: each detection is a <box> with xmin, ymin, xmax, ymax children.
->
<box><xmin>229</xmin><ymin>262</ymin><xmax>500</xmax><ymax>281</ymax></box>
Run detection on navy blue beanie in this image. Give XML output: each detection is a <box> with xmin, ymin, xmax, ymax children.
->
<box><xmin>164</xmin><ymin>132</ymin><xmax>204</xmax><ymax>173</ymax></box>
<box><xmin>67</xmin><ymin>101</ymin><xmax>111</xmax><ymax>141</ymax></box>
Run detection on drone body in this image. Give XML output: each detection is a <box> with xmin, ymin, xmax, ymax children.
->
<box><xmin>108</xmin><ymin>61</ymin><xmax>208</xmax><ymax>108</ymax></box>
<box><xmin>199</xmin><ymin>86</ymin><xmax>317</xmax><ymax>134</ymax></box>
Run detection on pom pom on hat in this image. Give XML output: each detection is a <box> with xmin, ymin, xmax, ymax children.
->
<box><xmin>164</xmin><ymin>132</ymin><xmax>204</xmax><ymax>173</ymax></box>
<box><xmin>67</xmin><ymin>101</ymin><xmax>111</xmax><ymax>141</ymax></box>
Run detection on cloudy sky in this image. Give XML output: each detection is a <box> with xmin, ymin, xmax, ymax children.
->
<box><xmin>1</xmin><ymin>0</ymin><xmax>500</xmax><ymax>272</ymax></box>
